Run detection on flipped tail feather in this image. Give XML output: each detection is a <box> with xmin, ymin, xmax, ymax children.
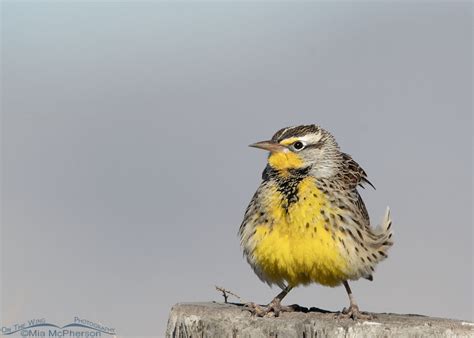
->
<box><xmin>372</xmin><ymin>207</ymin><xmax>393</xmax><ymax>256</ymax></box>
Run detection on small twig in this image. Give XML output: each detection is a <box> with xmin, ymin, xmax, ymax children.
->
<box><xmin>215</xmin><ymin>285</ymin><xmax>242</xmax><ymax>303</ymax></box>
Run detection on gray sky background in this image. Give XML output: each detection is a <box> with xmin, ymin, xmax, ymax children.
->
<box><xmin>1</xmin><ymin>1</ymin><xmax>472</xmax><ymax>337</ymax></box>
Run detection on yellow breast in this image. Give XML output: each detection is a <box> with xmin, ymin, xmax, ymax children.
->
<box><xmin>252</xmin><ymin>177</ymin><xmax>349</xmax><ymax>287</ymax></box>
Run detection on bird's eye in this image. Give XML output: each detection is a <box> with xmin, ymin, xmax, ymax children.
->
<box><xmin>292</xmin><ymin>141</ymin><xmax>304</xmax><ymax>151</ymax></box>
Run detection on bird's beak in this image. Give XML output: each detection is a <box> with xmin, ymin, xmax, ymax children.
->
<box><xmin>249</xmin><ymin>140</ymin><xmax>286</xmax><ymax>152</ymax></box>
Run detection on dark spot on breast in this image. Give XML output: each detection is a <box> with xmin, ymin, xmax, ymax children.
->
<box><xmin>271</xmin><ymin>166</ymin><xmax>311</xmax><ymax>209</ymax></box>
<box><xmin>306</xmin><ymin>223</ymin><xmax>310</xmax><ymax>228</ymax></box>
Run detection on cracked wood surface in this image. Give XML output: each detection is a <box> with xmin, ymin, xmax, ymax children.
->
<box><xmin>166</xmin><ymin>302</ymin><xmax>474</xmax><ymax>338</ymax></box>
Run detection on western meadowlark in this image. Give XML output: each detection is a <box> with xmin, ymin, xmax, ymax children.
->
<box><xmin>239</xmin><ymin>125</ymin><xmax>393</xmax><ymax>319</ymax></box>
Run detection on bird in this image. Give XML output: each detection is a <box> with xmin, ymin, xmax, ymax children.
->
<box><xmin>238</xmin><ymin>124</ymin><xmax>393</xmax><ymax>319</ymax></box>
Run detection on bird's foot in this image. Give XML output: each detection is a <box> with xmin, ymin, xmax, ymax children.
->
<box><xmin>243</xmin><ymin>298</ymin><xmax>294</xmax><ymax>317</ymax></box>
<box><xmin>335</xmin><ymin>304</ymin><xmax>373</xmax><ymax>320</ymax></box>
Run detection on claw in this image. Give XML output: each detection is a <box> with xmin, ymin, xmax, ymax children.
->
<box><xmin>243</xmin><ymin>299</ymin><xmax>294</xmax><ymax>317</ymax></box>
<box><xmin>335</xmin><ymin>304</ymin><xmax>373</xmax><ymax>320</ymax></box>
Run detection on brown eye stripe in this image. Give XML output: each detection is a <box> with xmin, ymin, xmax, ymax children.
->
<box><xmin>304</xmin><ymin>141</ymin><xmax>323</xmax><ymax>149</ymax></box>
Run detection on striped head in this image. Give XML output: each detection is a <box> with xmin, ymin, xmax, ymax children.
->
<box><xmin>250</xmin><ymin>125</ymin><xmax>342</xmax><ymax>178</ymax></box>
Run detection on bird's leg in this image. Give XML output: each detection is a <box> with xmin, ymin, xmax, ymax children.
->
<box><xmin>244</xmin><ymin>286</ymin><xmax>294</xmax><ymax>317</ymax></box>
<box><xmin>337</xmin><ymin>281</ymin><xmax>373</xmax><ymax>320</ymax></box>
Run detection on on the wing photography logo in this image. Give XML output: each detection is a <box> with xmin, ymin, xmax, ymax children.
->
<box><xmin>1</xmin><ymin>317</ymin><xmax>115</xmax><ymax>337</ymax></box>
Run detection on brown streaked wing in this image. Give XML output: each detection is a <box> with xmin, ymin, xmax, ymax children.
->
<box><xmin>340</xmin><ymin>153</ymin><xmax>375</xmax><ymax>190</ymax></box>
